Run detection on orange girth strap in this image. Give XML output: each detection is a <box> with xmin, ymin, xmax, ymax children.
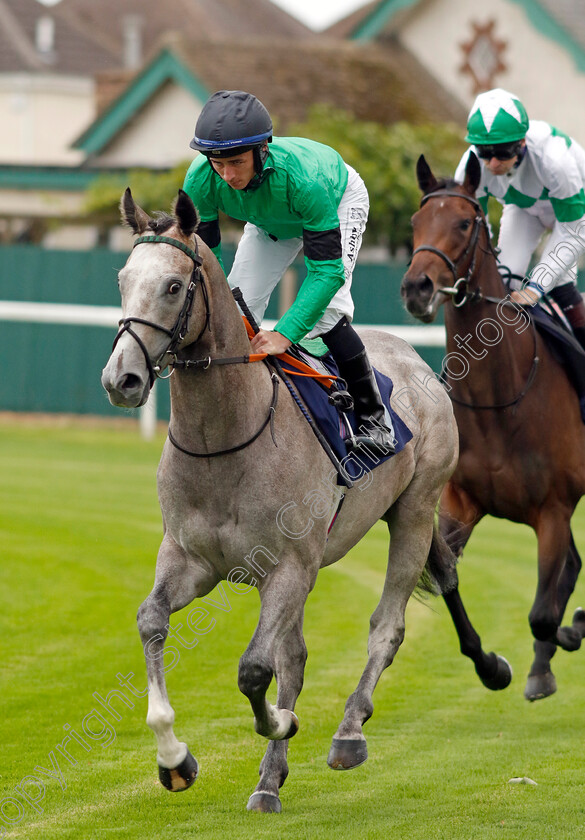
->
<box><xmin>243</xmin><ymin>318</ymin><xmax>338</xmax><ymax>390</ymax></box>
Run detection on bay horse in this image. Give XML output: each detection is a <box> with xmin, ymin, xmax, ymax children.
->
<box><xmin>401</xmin><ymin>152</ymin><xmax>585</xmax><ymax>702</ymax></box>
<box><xmin>101</xmin><ymin>188</ymin><xmax>458</xmax><ymax>813</ymax></box>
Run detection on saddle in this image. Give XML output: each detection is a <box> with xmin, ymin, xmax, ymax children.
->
<box><xmin>273</xmin><ymin>341</ymin><xmax>413</xmax><ymax>488</ymax></box>
<box><xmin>530</xmin><ymin>300</ymin><xmax>585</xmax><ymax>423</ymax></box>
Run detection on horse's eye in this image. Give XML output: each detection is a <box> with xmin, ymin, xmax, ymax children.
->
<box><xmin>168</xmin><ymin>282</ymin><xmax>182</xmax><ymax>295</ymax></box>
<box><xmin>460</xmin><ymin>219</ymin><xmax>472</xmax><ymax>231</ymax></box>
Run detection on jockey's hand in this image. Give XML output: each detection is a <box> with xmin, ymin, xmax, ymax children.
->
<box><xmin>510</xmin><ymin>287</ymin><xmax>541</xmax><ymax>306</ymax></box>
<box><xmin>250</xmin><ymin>329</ymin><xmax>292</xmax><ymax>356</ymax></box>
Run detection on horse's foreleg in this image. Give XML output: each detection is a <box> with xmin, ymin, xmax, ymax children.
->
<box><xmin>529</xmin><ymin>509</ymin><xmax>572</xmax><ymax>642</ymax></box>
<box><xmin>526</xmin><ymin>519</ymin><xmax>578</xmax><ymax>701</ymax></box>
<box><xmin>439</xmin><ymin>486</ymin><xmax>512</xmax><ymax>691</ymax></box>
<box><xmin>328</xmin><ymin>495</ymin><xmax>436</xmax><ymax>772</ymax></box>
<box><xmin>554</xmin><ymin>532</ymin><xmax>583</xmax><ymax>650</ymax></box>
<box><xmin>137</xmin><ymin>537</ymin><xmax>218</xmax><ymax>790</ymax></box>
<box><xmin>246</xmin><ymin>618</ymin><xmax>307</xmax><ymax>814</ymax></box>
<box><xmin>238</xmin><ymin>562</ymin><xmax>312</xmax><ymax>813</ymax></box>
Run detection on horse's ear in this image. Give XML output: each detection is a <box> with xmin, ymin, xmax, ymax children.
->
<box><xmin>416</xmin><ymin>155</ymin><xmax>438</xmax><ymax>194</ymax></box>
<box><xmin>174</xmin><ymin>189</ymin><xmax>200</xmax><ymax>238</ymax></box>
<box><xmin>462</xmin><ymin>152</ymin><xmax>481</xmax><ymax>196</ymax></box>
<box><xmin>120</xmin><ymin>188</ymin><xmax>151</xmax><ymax>234</ymax></box>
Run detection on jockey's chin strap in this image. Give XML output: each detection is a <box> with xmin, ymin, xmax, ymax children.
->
<box><xmin>111</xmin><ymin>234</ymin><xmax>210</xmax><ymax>387</ymax></box>
<box><xmin>411</xmin><ymin>190</ymin><xmax>496</xmax><ymax>308</ymax></box>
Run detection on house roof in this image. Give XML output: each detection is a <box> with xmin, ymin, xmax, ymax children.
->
<box><xmin>74</xmin><ymin>33</ymin><xmax>466</xmax><ymax>157</ymax></box>
<box><xmin>325</xmin><ymin>0</ymin><xmax>383</xmax><ymax>40</ymax></box>
<box><xmin>329</xmin><ymin>0</ymin><xmax>585</xmax><ymax>72</ymax></box>
<box><xmin>0</xmin><ymin>0</ymin><xmax>118</xmax><ymax>74</ymax></box>
<box><xmin>64</xmin><ymin>0</ymin><xmax>314</xmax><ymax>53</ymax></box>
<box><xmin>0</xmin><ymin>0</ymin><xmax>314</xmax><ymax>77</ymax></box>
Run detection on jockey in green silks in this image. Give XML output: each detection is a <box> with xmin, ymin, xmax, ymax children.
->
<box><xmin>455</xmin><ymin>87</ymin><xmax>585</xmax><ymax>350</ymax></box>
<box><xmin>183</xmin><ymin>89</ymin><xmax>396</xmax><ymax>457</ymax></box>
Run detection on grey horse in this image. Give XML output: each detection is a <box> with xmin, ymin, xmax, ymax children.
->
<box><xmin>101</xmin><ymin>188</ymin><xmax>458</xmax><ymax>814</ymax></box>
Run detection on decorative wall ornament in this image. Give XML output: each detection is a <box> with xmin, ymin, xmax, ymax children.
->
<box><xmin>460</xmin><ymin>20</ymin><xmax>508</xmax><ymax>93</ymax></box>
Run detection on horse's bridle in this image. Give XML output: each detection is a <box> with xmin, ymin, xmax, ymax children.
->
<box><xmin>112</xmin><ymin>233</ymin><xmax>279</xmax><ymax>458</ymax></box>
<box><xmin>413</xmin><ymin>190</ymin><xmax>540</xmax><ymax>410</ymax></box>
<box><xmin>112</xmin><ymin>234</ymin><xmax>210</xmax><ymax>387</ymax></box>
<box><xmin>411</xmin><ymin>190</ymin><xmax>493</xmax><ymax>308</ymax></box>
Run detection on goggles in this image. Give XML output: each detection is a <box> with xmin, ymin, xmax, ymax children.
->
<box><xmin>476</xmin><ymin>142</ymin><xmax>523</xmax><ymax>161</ymax></box>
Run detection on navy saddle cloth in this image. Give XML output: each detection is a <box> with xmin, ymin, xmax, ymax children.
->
<box><xmin>530</xmin><ymin>303</ymin><xmax>585</xmax><ymax>422</ymax></box>
<box><xmin>277</xmin><ymin>348</ymin><xmax>413</xmax><ymax>487</ymax></box>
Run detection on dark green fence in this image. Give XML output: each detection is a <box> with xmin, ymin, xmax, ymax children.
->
<box><xmin>0</xmin><ymin>244</ymin><xmax>444</xmax><ymax>418</ymax></box>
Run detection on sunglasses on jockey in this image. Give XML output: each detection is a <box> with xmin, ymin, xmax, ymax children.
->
<box><xmin>475</xmin><ymin>141</ymin><xmax>524</xmax><ymax>161</ymax></box>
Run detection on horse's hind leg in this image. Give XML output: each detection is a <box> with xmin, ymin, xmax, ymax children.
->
<box><xmin>440</xmin><ymin>487</ymin><xmax>512</xmax><ymax>691</ymax></box>
<box><xmin>526</xmin><ymin>526</ymin><xmax>582</xmax><ymax>701</ymax></box>
<box><xmin>238</xmin><ymin>561</ymin><xmax>312</xmax><ymax>813</ymax></box>
<box><xmin>442</xmin><ymin>586</ymin><xmax>513</xmax><ymax>691</ymax></box>
<box><xmin>137</xmin><ymin>535</ymin><xmax>218</xmax><ymax>790</ymax></box>
<box><xmin>327</xmin><ymin>493</ymin><xmax>436</xmax><ymax>771</ymax></box>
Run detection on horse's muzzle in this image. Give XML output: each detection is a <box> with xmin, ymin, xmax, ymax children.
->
<box><xmin>400</xmin><ymin>273</ymin><xmax>437</xmax><ymax>322</ymax></box>
<box><xmin>101</xmin><ymin>366</ymin><xmax>150</xmax><ymax>408</ymax></box>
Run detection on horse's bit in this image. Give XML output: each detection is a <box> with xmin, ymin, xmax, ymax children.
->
<box><xmin>411</xmin><ymin>190</ymin><xmax>493</xmax><ymax>308</ymax></box>
<box><xmin>111</xmin><ymin>234</ymin><xmax>210</xmax><ymax>387</ymax></box>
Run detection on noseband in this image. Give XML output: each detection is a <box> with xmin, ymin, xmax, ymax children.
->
<box><xmin>112</xmin><ymin>234</ymin><xmax>210</xmax><ymax>387</ymax></box>
<box><xmin>411</xmin><ymin>190</ymin><xmax>491</xmax><ymax>307</ymax></box>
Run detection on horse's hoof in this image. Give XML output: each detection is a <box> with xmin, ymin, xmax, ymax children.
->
<box><xmin>158</xmin><ymin>750</ymin><xmax>198</xmax><ymax>791</ymax></box>
<box><xmin>524</xmin><ymin>672</ymin><xmax>557</xmax><ymax>702</ymax></box>
<box><xmin>556</xmin><ymin>625</ymin><xmax>582</xmax><ymax>651</ymax></box>
<box><xmin>478</xmin><ymin>653</ymin><xmax>513</xmax><ymax>691</ymax></box>
<box><xmin>247</xmin><ymin>791</ymin><xmax>282</xmax><ymax>813</ymax></box>
<box><xmin>327</xmin><ymin>738</ymin><xmax>368</xmax><ymax>770</ymax></box>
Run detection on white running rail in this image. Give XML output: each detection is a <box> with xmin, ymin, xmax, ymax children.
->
<box><xmin>0</xmin><ymin>300</ymin><xmax>447</xmax><ymax>439</ymax></box>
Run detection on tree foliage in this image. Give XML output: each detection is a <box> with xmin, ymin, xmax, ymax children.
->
<box><xmin>82</xmin><ymin>161</ymin><xmax>191</xmax><ymax>227</ymax></box>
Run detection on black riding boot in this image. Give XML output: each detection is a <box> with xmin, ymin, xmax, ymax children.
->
<box><xmin>337</xmin><ymin>350</ymin><xmax>397</xmax><ymax>457</ymax></box>
<box><xmin>550</xmin><ymin>284</ymin><xmax>585</xmax><ymax>352</ymax></box>
<box><xmin>322</xmin><ymin>317</ymin><xmax>396</xmax><ymax>458</ymax></box>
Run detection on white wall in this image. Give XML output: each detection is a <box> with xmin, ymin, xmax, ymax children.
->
<box><xmin>0</xmin><ymin>74</ymin><xmax>94</xmax><ymax>165</ymax></box>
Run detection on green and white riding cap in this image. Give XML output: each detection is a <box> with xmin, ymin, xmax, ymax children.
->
<box><xmin>465</xmin><ymin>88</ymin><xmax>529</xmax><ymax>145</ymax></box>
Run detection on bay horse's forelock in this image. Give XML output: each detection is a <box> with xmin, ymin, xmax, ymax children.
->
<box><xmin>401</xmin><ymin>161</ymin><xmax>585</xmax><ymax>702</ymax></box>
<box><xmin>101</xmin><ymin>189</ymin><xmax>459</xmax><ymax>812</ymax></box>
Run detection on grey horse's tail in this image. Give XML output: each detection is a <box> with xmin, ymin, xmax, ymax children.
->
<box><xmin>416</xmin><ymin>523</ymin><xmax>459</xmax><ymax>597</ymax></box>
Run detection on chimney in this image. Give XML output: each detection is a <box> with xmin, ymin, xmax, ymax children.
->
<box><xmin>36</xmin><ymin>15</ymin><xmax>56</xmax><ymax>62</ymax></box>
<box><xmin>122</xmin><ymin>15</ymin><xmax>144</xmax><ymax>70</ymax></box>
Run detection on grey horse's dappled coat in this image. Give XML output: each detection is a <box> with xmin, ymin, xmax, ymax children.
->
<box><xmin>101</xmin><ymin>189</ymin><xmax>458</xmax><ymax>813</ymax></box>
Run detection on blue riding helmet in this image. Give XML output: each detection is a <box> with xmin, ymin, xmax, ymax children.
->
<box><xmin>190</xmin><ymin>90</ymin><xmax>273</xmax><ymax>173</ymax></box>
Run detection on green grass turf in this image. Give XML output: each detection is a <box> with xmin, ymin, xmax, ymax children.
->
<box><xmin>1</xmin><ymin>415</ymin><xmax>585</xmax><ymax>839</ymax></box>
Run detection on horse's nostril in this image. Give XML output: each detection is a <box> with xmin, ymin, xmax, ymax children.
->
<box><xmin>121</xmin><ymin>373</ymin><xmax>143</xmax><ymax>392</ymax></box>
<box><xmin>415</xmin><ymin>274</ymin><xmax>433</xmax><ymax>295</ymax></box>
<box><xmin>402</xmin><ymin>274</ymin><xmax>433</xmax><ymax>299</ymax></box>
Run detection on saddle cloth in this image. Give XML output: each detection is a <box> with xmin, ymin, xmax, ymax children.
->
<box><xmin>531</xmin><ymin>302</ymin><xmax>585</xmax><ymax>423</ymax></box>
<box><xmin>277</xmin><ymin>346</ymin><xmax>413</xmax><ymax>487</ymax></box>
